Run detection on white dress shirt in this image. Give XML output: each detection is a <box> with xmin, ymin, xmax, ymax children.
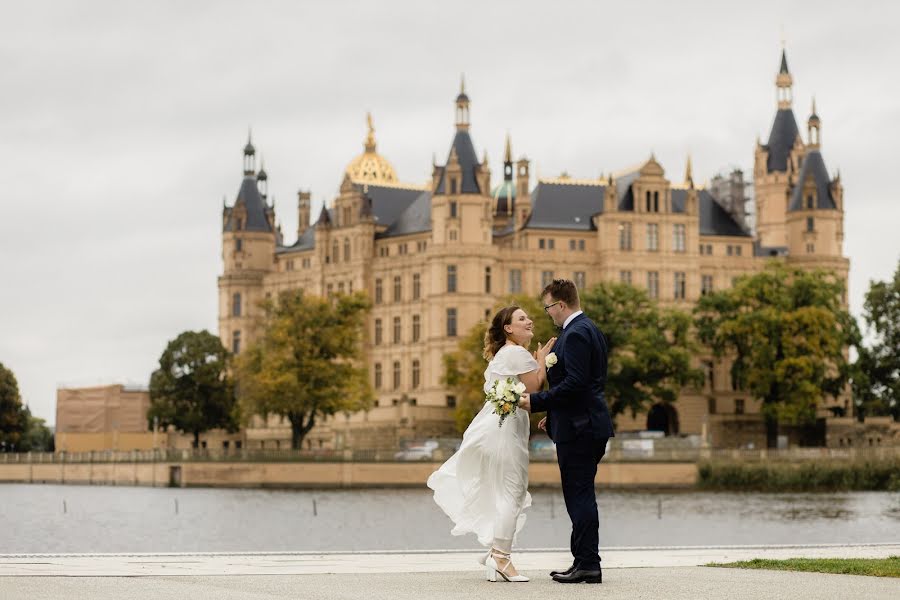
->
<box><xmin>563</xmin><ymin>310</ymin><xmax>583</xmax><ymax>330</ymax></box>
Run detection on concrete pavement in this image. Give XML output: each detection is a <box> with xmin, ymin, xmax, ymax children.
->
<box><xmin>1</xmin><ymin>544</ymin><xmax>898</xmax><ymax>599</ymax></box>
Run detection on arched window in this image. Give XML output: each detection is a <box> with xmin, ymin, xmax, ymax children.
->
<box><xmin>653</xmin><ymin>191</ymin><xmax>660</xmax><ymax>212</ymax></box>
<box><xmin>645</xmin><ymin>191</ymin><xmax>651</xmax><ymax>212</ymax></box>
<box><xmin>232</xmin><ymin>292</ymin><xmax>242</xmax><ymax>317</ymax></box>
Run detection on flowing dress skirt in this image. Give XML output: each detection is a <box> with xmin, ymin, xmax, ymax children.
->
<box><xmin>427</xmin><ymin>402</ymin><xmax>531</xmax><ymax>548</ymax></box>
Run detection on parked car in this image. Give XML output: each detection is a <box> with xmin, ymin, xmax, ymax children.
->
<box><xmin>394</xmin><ymin>440</ymin><xmax>439</xmax><ymax>461</ymax></box>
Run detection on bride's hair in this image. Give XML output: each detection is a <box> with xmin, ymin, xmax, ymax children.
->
<box><xmin>483</xmin><ymin>305</ymin><xmax>521</xmax><ymax>360</ymax></box>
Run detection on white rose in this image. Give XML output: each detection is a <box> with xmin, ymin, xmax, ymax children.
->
<box><xmin>545</xmin><ymin>352</ymin><xmax>558</xmax><ymax>368</ymax></box>
<box><xmin>514</xmin><ymin>381</ymin><xmax>527</xmax><ymax>395</ymax></box>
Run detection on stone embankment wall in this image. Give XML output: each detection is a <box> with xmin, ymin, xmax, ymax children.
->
<box><xmin>0</xmin><ymin>461</ymin><xmax>697</xmax><ymax>488</ymax></box>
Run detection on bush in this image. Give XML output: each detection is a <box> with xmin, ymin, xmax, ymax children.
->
<box><xmin>698</xmin><ymin>459</ymin><xmax>900</xmax><ymax>492</ymax></box>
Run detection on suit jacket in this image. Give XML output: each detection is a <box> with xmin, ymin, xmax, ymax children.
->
<box><xmin>530</xmin><ymin>313</ymin><xmax>615</xmax><ymax>443</ymax></box>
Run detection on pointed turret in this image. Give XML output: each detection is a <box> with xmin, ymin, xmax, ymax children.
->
<box><xmin>684</xmin><ymin>154</ymin><xmax>694</xmax><ymax>188</ymax></box>
<box><xmin>503</xmin><ymin>134</ymin><xmax>513</xmax><ymax>181</ymax></box>
<box><xmin>455</xmin><ymin>74</ymin><xmax>470</xmax><ymax>131</ymax></box>
<box><xmin>435</xmin><ymin>80</ymin><xmax>481</xmax><ymax>194</ymax></box>
<box><xmin>764</xmin><ymin>47</ymin><xmax>800</xmax><ymax>173</ymax></box>
<box><xmin>243</xmin><ymin>129</ymin><xmax>256</xmax><ymax>175</ymax></box>
<box><xmin>807</xmin><ymin>97</ymin><xmax>821</xmax><ymax>148</ymax></box>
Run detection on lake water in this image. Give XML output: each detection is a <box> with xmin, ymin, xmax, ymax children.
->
<box><xmin>1</xmin><ymin>485</ymin><xmax>898</xmax><ymax>554</ymax></box>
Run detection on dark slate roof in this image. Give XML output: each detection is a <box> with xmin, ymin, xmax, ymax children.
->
<box><xmin>276</xmin><ymin>226</ymin><xmax>315</xmax><ymax>253</ymax></box>
<box><xmin>698</xmin><ymin>190</ymin><xmax>751</xmax><ymax>237</ymax></box>
<box><xmin>525</xmin><ymin>182</ymin><xmax>604</xmax><ymax>230</ymax></box>
<box><xmin>434</xmin><ymin>130</ymin><xmax>481</xmax><ymax>194</ymax></box>
<box><xmin>764</xmin><ymin>108</ymin><xmax>800</xmax><ymax>172</ymax></box>
<box><xmin>223</xmin><ymin>176</ymin><xmax>272</xmax><ymax>232</ymax></box>
<box><xmin>357</xmin><ymin>184</ymin><xmax>428</xmax><ymax>228</ymax></box>
<box><xmin>670</xmin><ymin>189</ymin><xmax>688</xmax><ymax>213</ymax></box>
<box><xmin>614</xmin><ymin>169</ymin><xmax>641</xmax><ymax>210</ymax></box>
<box><xmin>379</xmin><ymin>190</ymin><xmax>432</xmax><ymax>238</ymax></box>
<box><xmin>780</xmin><ymin>49</ymin><xmax>790</xmax><ymax>74</ymax></box>
<box><xmin>788</xmin><ymin>150</ymin><xmax>837</xmax><ymax>211</ymax></box>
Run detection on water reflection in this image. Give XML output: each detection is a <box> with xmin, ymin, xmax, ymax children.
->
<box><xmin>0</xmin><ymin>485</ymin><xmax>897</xmax><ymax>554</ymax></box>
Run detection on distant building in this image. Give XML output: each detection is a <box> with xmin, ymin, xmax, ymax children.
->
<box><xmin>55</xmin><ymin>384</ymin><xmax>243</xmax><ymax>452</ymax></box>
<box><xmin>218</xmin><ymin>49</ymin><xmax>848</xmax><ymax>449</ymax></box>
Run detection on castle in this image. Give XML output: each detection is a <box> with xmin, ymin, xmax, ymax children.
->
<box><xmin>218</xmin><ymin>50</ymin><xmax>848</xmax><ymax>449</ymax></box>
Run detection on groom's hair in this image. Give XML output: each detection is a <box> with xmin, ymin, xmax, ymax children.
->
<box><xmin>542</xmin><ymin>279</ymin><xmax>580</xmax><ymax>309</ymax></box>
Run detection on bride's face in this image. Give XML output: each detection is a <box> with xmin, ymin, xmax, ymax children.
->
<box><xmin>504</xmin><ymin>309</ymin><xmax>534</xmax><ymax>346</ymax></box>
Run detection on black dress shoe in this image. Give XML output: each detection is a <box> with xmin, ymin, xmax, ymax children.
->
<box><xmin>549</xmin><ymin>564</ymin><xmax>576</xmax><ymax>577</ymax></box>
<box><xmin>552</xmin><ymin>568</ymin><xmax>602</xmax><ymax>584</ymax></box>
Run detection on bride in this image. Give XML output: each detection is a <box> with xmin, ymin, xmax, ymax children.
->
<box><xmin>427</xmin><ymin>305</ymin><xmax>555</xmax><ymax>583</ymax></box>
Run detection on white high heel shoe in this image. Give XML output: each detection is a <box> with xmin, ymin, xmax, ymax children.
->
<box><xmin>485</xmin><ymin>552</ymin><xmax>529</xmax><ymax>582</ymax></box>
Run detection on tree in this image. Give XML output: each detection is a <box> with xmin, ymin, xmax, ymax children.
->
<box><xmin>695</xmin><ymin>262</ymin><xmax>859</xmax><ymax>447</ymax></box>
<box><xmin>443</xmin><ymin>294</ymin><xmax>556</xmax><ymax>433</ymax></box>
<box><xmin>23</xmin><ymin>412</ymin><xmax>54</xmax><ymax>452</ymax></box>
<box><xmin>148</xmin><ymin>330</ymin><xmax>236</xmax><ymax>448</ymax></box>
<box><xmin>0</xmin><ymin>362</ymin><xmax>28</xmax><ymax>452</ymax></box>
<box><xmin>235</xmin><ymin>290</ymin><xmax>373</xmax><ymax>449</ymax></box>
<box><xmin>580</xmin><ymin>283</ymin><xmax>704</xmax><ymax>426</ymax></box>
<box><xmin>854</xmin><ymin>261</ymin><xmax>900</xmax><ymax>421</ymax></box>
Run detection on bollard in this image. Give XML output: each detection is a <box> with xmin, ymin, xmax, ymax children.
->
<box><xmin>550</xmin><ymin>493</ymin><xmax>555</xmax><ymax>519</ymax></box>
<box><xmin>657</xmin><ymin>498</ymin><xmax>662</xmax><ymax>520</ymax></box>
<box><xmin>63</xmin><ymin>500</ymin><xmax>67</xmax><ymax>514</ymax></box>
<box><xmin>175</xmin><ymin>498</ymin><xmax>179</xmax><ymax>515</ymax></box>
<box><xmin>313</xmin><ymin>498</ymin><xmax>318</xmax><ymax>516</ymax></box>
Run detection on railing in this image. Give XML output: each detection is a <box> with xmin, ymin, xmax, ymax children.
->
<box><xmin>2</xmin><ymin>445</ymin><xmax>899</xmax><ymax>465</ymax></box>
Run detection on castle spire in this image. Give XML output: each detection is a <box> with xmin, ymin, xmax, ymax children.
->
<box><xmin>503</xmin><ymin>133</ymin><xmax>513</xmax><ymax>181</ymax></box>
<box><xmin>243</xmin><ymin>128</ymin><xmax>256</xmax><ymax>175</ymax></box>
<box><xmin>807</xmin><ymin>96</ymin><xmax>821</xmax><ymax>148</ymax></box>
<box><xmin>776</xmin><ymin>47</ymin><xmax>794</xmax><ymax>109</ymax></box>
<box><xmin>684</xmin><ymin>154</ymin><xmax>694</xmax><ymax>188</ymax></box>
<box><xmin>455</xmin><ymin>74</ymin><xmax>470</xmax><ymax>131</ymax></box>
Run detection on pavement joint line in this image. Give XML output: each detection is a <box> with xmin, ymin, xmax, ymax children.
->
<box><xmin>2</xmin><ymin>542</ymin><xmax>899</xmax><ymax>560</ymax></box>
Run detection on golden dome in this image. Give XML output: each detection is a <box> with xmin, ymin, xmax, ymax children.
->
<box><xmin>345</xmin><ymin>113</ymin><xmax>398</xmax><ymax>184</ymax></box>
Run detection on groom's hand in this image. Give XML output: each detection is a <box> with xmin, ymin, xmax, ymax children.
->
<box><xmin>519</xmin><ymin>393</ymin><xmax>531</xmax><ymax>412</ymax></box>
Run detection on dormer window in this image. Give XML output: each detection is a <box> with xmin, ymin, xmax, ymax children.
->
<box><xmin>806</xmin><ymin>195</ymin><xmax>814</xmax><ymax>210</ymax></box>
<box><xmin>236</xmin><ymin>218</ymin><xmax>243</xmax><ymax>230</ymax></box>
<box><xmin>807</xmin><ymin>217</ymin><xmax>815</xmax><ymax>232</ymax></box>
<box><xmin>449</xmin><ymin>201</ymin><xmax>458</xmax><ymax>218</ymax></box>
<box><xmin>450</xmin><ymin>179</ymin><xmax>458</xmax><ymax>195</ymax></box>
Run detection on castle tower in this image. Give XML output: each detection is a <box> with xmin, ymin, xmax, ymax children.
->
<box><xmin>218</xmin><ymin>133</ymin><xmax>276</xmax><ymax>355</ymax></box>
<box><xmin>785</xmin><ymin>101</ymin><xmax>846</xmax><ymax>278</ymax></box>
<box><xmin>428</xmin><ymin>78</ymin><xmax>495</xmax><ymax>380</ymax></box>
<box><xmin>754</xmin><ymin>48</ymin><xmax>803</xmax><ymax>249</ymax></box>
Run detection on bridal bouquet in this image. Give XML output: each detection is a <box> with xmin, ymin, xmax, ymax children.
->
<box><xmin>486</xmin><ymin>377</ymin><xmax>527</xmax><ymax>428</ymax></box>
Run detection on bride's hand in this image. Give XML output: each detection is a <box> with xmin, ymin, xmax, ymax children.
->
<box><xmin>535</xmin><ymin>337</ymin><xmax>557</xmax><ymax>364</ymax></box>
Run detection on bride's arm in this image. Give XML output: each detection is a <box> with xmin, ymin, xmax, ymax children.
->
<box><xmin>519</xmin><ymin>337</ymin><xmax>556</xmax><ymax>392</ymax></box>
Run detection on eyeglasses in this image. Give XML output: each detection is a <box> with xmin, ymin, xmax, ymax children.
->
<box><xmin>543</xmin><ymin>301</ymin><xmax>561</xmax><ymax>312</ymax></box>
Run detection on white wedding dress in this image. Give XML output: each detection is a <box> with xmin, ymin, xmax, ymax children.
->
<box><xmin>427</xmin><ymin>344</ymin><xmax>537</xmax><ymax>552</ymax></box>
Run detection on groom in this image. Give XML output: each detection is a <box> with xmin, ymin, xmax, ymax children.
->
<box><xmin>520</xmin><ymin>279</ymin><xmax>614</xmax><ymax>584</ymax></box>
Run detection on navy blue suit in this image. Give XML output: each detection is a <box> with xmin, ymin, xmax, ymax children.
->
<box><xmin>530</xmin><ymin>312</ymin><xmax>614</xmax><ymax>571</ymax></box>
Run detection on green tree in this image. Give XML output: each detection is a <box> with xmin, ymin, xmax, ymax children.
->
<box><xmin>581</xmin><ymin>282</ymin><xmax>704</xmax><ymax>424</ymax></box>
<box><xmin>443</xmin><ymin>294</ymin><xmax>556</xmax><ymax>433</ymax></box>
<box><xmin>854</xmin><ymin>261</ymin><xmax>900</xmax><ymax>421</ymax></box>
<box><xmin>148</xmin><ymin>330</ymin><xmax>236</xmax><ymax>448</ymax></box>
<box><xmin>695</xmin><ymin>262</ymin><xmax>859</xmax><ymax>447</ymax></box>
<box><xmin>235</xmin><ymin>290</ymin><xmax>373</xmax><ymax>449</ymax></box>
<box><xmin>23</xmin><ymin>412</ymin><xmax>54</xmax><ymax>452</ymax></box>
<box><xmin>0</xmin><ymin>362</ymin><xmax>28</xmax><ymax>452</ymax></box>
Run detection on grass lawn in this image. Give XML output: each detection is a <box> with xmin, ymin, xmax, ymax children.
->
<box><xmin>707</xmin><ymin>557</ymin><xmax>900</xmax><ymax>578</ymax></box>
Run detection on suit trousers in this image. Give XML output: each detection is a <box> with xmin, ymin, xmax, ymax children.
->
<box><xmin>555</xmin><ymin>435</ymin><xmax>609</xmax><ymax>571</ymax></box>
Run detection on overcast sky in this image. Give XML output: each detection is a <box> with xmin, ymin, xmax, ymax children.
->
<box><xmin>2</xmin><ymin>1</ymin><xmax>899</xmax><ymax>426</ymax></box>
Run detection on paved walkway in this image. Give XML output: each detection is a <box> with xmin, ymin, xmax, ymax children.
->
<box><xmin>2</xmin><ymin>544</ymin><xmax>898</xmax><ymax>599</ymax></box>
